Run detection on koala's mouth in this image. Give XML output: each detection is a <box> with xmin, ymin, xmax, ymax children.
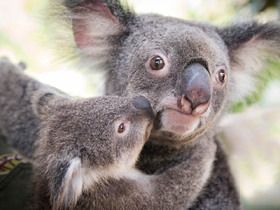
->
<box><xmin>159</xmin><ymin>108</ymin><xmax>200</xmax><ymax>136</ymax></box>
<box><xmin>151</xmin><ymin>96</ymin><xmax>210</xmax><ymax>138</ymax></box>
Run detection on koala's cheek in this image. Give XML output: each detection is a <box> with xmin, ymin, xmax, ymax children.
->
<box><xmin>160</xmin><ymin>109</ymin><xmax>200</xmax><ymax>135</ymax></box>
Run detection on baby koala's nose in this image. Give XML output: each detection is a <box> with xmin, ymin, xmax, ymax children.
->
<box><xmin>132</xmin><ymin>97</ymin><xmax>154</xmax><ymax>119</ymax></box>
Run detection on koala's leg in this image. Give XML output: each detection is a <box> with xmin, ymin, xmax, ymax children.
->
<box><xmin>0</xmin><ymin>59</ymin><xmax>42</xmax><ymax>159</ymax></box>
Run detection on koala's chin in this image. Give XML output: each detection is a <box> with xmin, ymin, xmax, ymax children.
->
<box><xmin>160</xmin><ymin>109</ymin><xmax>200</xmax><ymax>136</ymax></box>
<box><xmin>151</xmin><ymin>95</ymin><xmax>211</xmax><ymax>142</ymax></box>
<box><xmin>151</xmin><ymin>111</ymin><xmax>210</xmax><ymax>144</ymax></box>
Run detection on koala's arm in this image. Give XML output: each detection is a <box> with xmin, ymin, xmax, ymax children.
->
<box><xmin>146</xmin><ymin>137</ymin><xmax>216</xmax><ymax>209</ymax></box>
<box><xmin>189</xmin><ymin>139</ymin><xmax>241</xmax><ymax>209</ymax></box>
<box><xmin>75</xmin><ymin>137</ymin><xmax>216</xmax><ymax>209</ymax></box>
<box><xmin>0</xmin><ymin>58</ymin><xmax>45</xmax><ymax>159</ymax></box>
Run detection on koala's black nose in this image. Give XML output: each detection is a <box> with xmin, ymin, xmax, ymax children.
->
<box><xmin>132</xmin><ymin>97</ymin><xmax>154</xmax><ymax>118</ymax></box>
<box><xmin>181</xmin><ymin>63</ymin><xmax>212</xmax><ymax>110</ymax></box>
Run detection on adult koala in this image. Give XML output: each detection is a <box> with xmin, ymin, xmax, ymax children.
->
<box><xmin>0</xmin><ymin>58</ymin><xmax>214</xmax><ymax>209</ymax></box>
<box><xmin>3</xmin><ymin>0</ymin><xmax>280</xmax><ymax>209</ymax></box>
<box><xmin>48</xmin><ymin>0</ymin><xmax>280</xmax><ymax>209</ymax></box>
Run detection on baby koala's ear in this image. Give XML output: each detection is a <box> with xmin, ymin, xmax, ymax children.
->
<box><xmin>32</xmin><ymin>90</ymin><xmax>63</xmax><ymax>120</ymax></box>
<box><xmin>53</xmin><ymin>158</ymin><xmax>83</xmax><ymax>209</ymax></box>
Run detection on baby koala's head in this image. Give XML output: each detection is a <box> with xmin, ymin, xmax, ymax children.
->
<box><xmin>32</xmin><ymin>91</ymin><xmax>154</xmax><ymax>208</ymax></box>
<box><xmin>33</xmin><ymin>91</ymin><xmax>154</xmax><ymax>170</ymax></box>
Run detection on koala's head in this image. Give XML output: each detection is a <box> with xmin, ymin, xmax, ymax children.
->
<box><xmin>33</xmin><ymin>91</ymin><xmax>153</xmax><ymax>208</ymax></box>
<box><xmin>57</xmin><ymin>0</ymin><xmax>280</xmax><ymax>144</ymax></box>
<box><xmin>33</xmin><ymin>91</ymin><xmax>153</xmax><ymax>170</ymax></box>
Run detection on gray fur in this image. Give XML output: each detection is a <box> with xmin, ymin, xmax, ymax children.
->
<box><xmin>0</xmin><ymin>58</ymin><xmax>45</xmax><ymax>159</ymax></box>
<box><xmin>32</xmin><ymin>90</ymin><xmax>216</xmax><ymax>209</ymax></box>
<box><xmin>52</xmin><ymin>0</ymin><xmax>280</xmax><ymax>209</ymax></box>
<box><xmin>1</xmin><ymin>0</ymin><xmax>280</xmax><ymax>208</ymax></box>
<box><xmin>0</xmin><ymin>59</ymin><xmax>216</xmax><ymax>209</ymax></box>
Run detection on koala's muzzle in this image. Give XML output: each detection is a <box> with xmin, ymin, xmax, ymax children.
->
<box><xmin>132</xmin><ymin>97</ymin><xmax>154</xmax><ymax>119</ymax></box>
<box><xmin>180</xmin><ymin>63</ymin><xmax>212</xmax><ymax>113</ymax></box>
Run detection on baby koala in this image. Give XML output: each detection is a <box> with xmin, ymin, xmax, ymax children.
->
<box><xmin>0</xmin><ymin>59</ymin><xmax>216</xmax><ymax>209</ymax></box>
<box><xmin>32</xmin><ymin>90</ymin><xmax>216</xmax><ymax>210</ymax></box>
<box><xmin>32</xmin><ymin>91</ymin><xmax>154</xmax><ymax>209</ymax></box>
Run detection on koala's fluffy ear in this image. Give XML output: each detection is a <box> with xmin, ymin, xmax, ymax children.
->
<box><xmin>53</xmin><ymin>158</ymin><xmax>83</xmax><ymax>209</ymax></box>
<box><xmin>61</xmin><ymin>0</ymin><xmax>134</xmax><ymax>67</ymax></box>
<box><xmin>32</xmin><ymin>90</ymin><xmax>62</xmax><ymax>120</ymax></box>
<box><xmin>217</xmin><ymin>22</ymin><xmax>280</xmax><ymax>103</ymax></box>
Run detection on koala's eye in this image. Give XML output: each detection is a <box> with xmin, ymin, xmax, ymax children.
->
<box><xmin>118</xmin><ymin>123</ymin><xmax>126</xmax><ymax>133</ymax></box>
<box><xmin>146</xmin><ymin>52</ymin><xmax>170</xmax><ymax>77</ymax></box>
<box><xmin>217</xmin><ymin>69</ymin><xmax>226</xmax><ymax>84</ymax></box>
<box><xmin>115</xmin><ymin>121</ymin><xmax>131</xmax><ymax>136</ymax></box>
<box><xmin>150</xmin><ymin>56</ymin><xmax>165</xmax><ymax>70</ymax></box>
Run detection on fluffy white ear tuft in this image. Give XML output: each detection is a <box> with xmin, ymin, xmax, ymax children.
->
<box><xmin>229</xmin><ymin>39</ymin><xmax>268</xmax><ymax>103</ymax></box>
<box><xmin>47</xmin><ymin>0</ymin><xmax>134</xmax><ymax>70</ymax></box>
<box><xmin>54</xmin><ymin>158</ymin><xmax>83</xmax><ymax>209</ymax></box>
<box><xmin>218</xmin><ymin>21</ymin><xmax>280</xmax><ymax>103</ymax></box>
<box><xmin>71</xmin><ymin>1</ymin><xmax>124</xmax><ymax>56</ymax></box>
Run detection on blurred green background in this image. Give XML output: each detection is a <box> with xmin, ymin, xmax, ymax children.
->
<box><xmin>0</xmin><ymin>0</ymin><xmax>280</xmax><ymax>209</ymax></box>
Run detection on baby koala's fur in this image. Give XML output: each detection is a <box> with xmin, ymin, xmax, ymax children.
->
<box><xmin>0</xmin><ymin>59</ymin><xmax>216</xmax><ymax>209</ymax></box>
<box><xmin>0</xmin><ymin>58</ymin><xmax>46</xmax><ymax>158</ymax></box>
<box><xmin>32</xmin><ymin>91</ymin><xmax>155</xmax><ymax>209</ymax></box>
<box><xmin>32</xmin><ymin>91</ymin><xmax>216</xmax><ymax>210</ymax></box>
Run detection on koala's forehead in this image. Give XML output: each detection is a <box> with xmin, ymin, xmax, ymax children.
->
<box><xmin>45</xmin><ymin>97</ymin><xmax>135</xmax><ymax>138</ymax></box>
<box><xmin>125</xmin><ymin>14</ymin><xmax>228</xmax><ymax>65</ymax></box>
<box><xmin>55</xmin><ymin>97</ymin><xmax>133</xmax><ymax>119</ymax></box>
